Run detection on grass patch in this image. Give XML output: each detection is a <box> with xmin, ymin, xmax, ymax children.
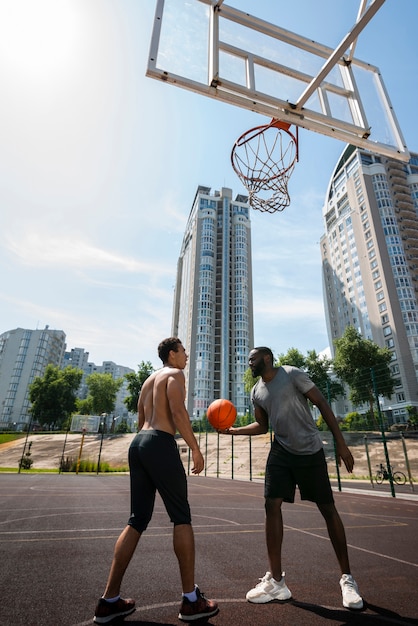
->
<box><xmin>0</xmin><ymin>434</ymin><xmax>25</xmax><ymax>445</ymax></box>
<box><xmin>0</xmin><ymin>465</ymin><xmax>129</xmax><ymax>474</ymax></box>
<box><xmin>0</xmin><ymin>467</ymin><xmax>58</xmax><ymax>473</ymax></box>
<box><xmin>59</xmin><ymin>457</ymin><xmax>129</xmax><ymax>473</ymax></box>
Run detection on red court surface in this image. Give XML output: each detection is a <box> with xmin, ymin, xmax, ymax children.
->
<box><xmin>0</xmin><ymin>474</ymin><xmax>417</xmax><ymax>626</ymax></box>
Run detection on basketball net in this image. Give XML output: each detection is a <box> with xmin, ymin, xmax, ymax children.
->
<box><xmin>231</xmin><ymin>119</ymin><xmax>298</xmax><ymax>213</ymax></box>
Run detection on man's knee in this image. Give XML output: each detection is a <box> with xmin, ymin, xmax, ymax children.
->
<box><xmin>317</xmin><ymin>501</ymin><xmax>339</xmax><ymax>521</ymax></box>
<box><xmin>265</xmin><ymin>497</ymin><xmax>283</xmax><ymax>516</ymax></box>
<box><xmin>174</xmin><ymin>521</ymin><xmax>192</xmax><ymax>528</ymax></box>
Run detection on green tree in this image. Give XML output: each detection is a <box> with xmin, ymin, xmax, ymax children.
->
<box><xmin>86</xmin><ymin>372</ymin><xmax>123</xmax><ymax>415</ymax></box>
<box><xmin>29</xmin><ymin>365</ymin><xmax>83</xmax><ymax>429</ymax></box>
<box><xmin>243</xmin><ymin>366</ymin><xmax>258</xmax><ymax>394</ymax></box>
<box><xmin>333</xmin><ymin>326</ymin><xmax>395</xmax><ymax>424</ymax></box>
<box><xmin>277</xmin><ymin>347</ymin><xmax>305</xmax><ymax>369</ymax></box>
<box><xmin>124</xmin><ymin>361</ymin><xmax>154</xmax><ymax>413</ymax></box>
<box><xmin>115</xmin><ymin>419</ymin><xmax>131</xmax><ymax>433</ymax></box>
<box><xmin>76</xmin><ymin>397</ymin><xmax>93</xmax><ymax>415</ymax></box>
<box><xmin>304</xmin><ymin>349</ymin><xmax>344</xmax><ymax>402</ymax></box>
<box><xmin>406</xmin><ymin>405</ymin><xmax>418</xmax><ymax>428</ymax></box>
<box><xmin>277</xmin><ymin>348</ymin><xmax>344</xmax><ymax>403</ymax></box>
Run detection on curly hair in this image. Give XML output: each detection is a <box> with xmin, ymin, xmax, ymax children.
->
<box><xmin>158</xmin><ymin>337</ymin><xmax>182</xmax><ymax>364</ymax></box>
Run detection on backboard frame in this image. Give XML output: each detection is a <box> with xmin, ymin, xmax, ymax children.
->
<box><xmin>147</xmin><ymin>0</ymin><xmax>410</xmax><ymax>162</ymax></box>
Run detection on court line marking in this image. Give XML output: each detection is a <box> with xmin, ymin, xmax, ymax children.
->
<box><xmin>2</xmin><ymin>526</ymin><xmax>418</xmax><ymax>569</ymax></box>
<box><xmin>283</xmin><ymin>524</ymin><xmax>418</xmax><ymax>568</ymax></box>
<box><xmin>71</xmin><ymin>598</ymin><xmax>417</xmax><ymax>626</ymax></box>
<box><xmin>0</xmin><ymin>508</ymin><xmax>410</xmax><ymax>531</ymax></box>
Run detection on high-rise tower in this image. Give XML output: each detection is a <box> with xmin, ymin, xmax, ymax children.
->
<box><xmin>321</xmin><ymin>146</ymin><xmax>418</xmax><ymax>423</ymax></box>
<box><xmin>0</xmin><ymin>326</ymin><xmax>66</xmax><ymax>429</ymax></box>
<box><xmin>172</xmin><ymin>186</ymin><xmax>254</xmax><ymax>419</ymax></box>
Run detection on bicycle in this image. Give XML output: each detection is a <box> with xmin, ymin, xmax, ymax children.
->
<box><xmin>375</xmin><ymin>463</ymin><xmax>406</xmax><ymax>485</ymax></box>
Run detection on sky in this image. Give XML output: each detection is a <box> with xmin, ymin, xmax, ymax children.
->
<box><xmin>0</xmin><ymin>0</ymin><xmax>417</xmax><ymax>371</ymax></box>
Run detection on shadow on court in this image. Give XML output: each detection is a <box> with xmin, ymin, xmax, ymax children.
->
<box><xmin>0</xmin><ymin>474</ymin><xmax>417</xmax><ymax>626</ymax></box>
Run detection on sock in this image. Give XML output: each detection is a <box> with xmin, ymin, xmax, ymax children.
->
<box><xmin>183</xmin><ymin>585</ymin><xmax>198</xmax><ymax>603</ymax></box>
<box><xmin>103</xmin><ymin>595</ymin><xmax>120</xmax><ymax>603</ymax></box>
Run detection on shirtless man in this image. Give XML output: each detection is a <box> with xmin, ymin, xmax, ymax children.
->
<box><xmin>93</xmin><ymin>337</ymin><xmax>218</xmax><ymax>624</ymax></box>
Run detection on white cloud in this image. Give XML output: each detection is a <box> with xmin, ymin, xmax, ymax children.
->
<box><xmin>4</xmin><ymin>232</ymin><xmax>173</xmax><ymax>276</ymax></box>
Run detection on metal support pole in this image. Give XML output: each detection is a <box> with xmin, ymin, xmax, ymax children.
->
<box><xmin>249</xmin><ymin>436</ymin><xmax>252</xmax><ymax>482</ymax></box>
<box><xmin>97</xmin><ymin>427</ymin><xmax>105</xmax><ymax>475</ymax></box>
<box><xmin>371</xmin><ymin>367</ymin><xmax>395</xmax><ymax>497</ymax></box>
<box><xmin>231</xmin><ymin>435</ymin><xmax>234</xmax><ymax>480</ymax></box>
<box><xmin>216</xmin><ymin>431</ymin><xmax>220</xmax><ymax>478</ymax></box>
<box><xmin>327</xmin><ymin>381</ymin><xmax>341</xmax><ymax>491</ymax></box>
<box><xmin>364</xmin><ymin>435</ymin><xmax>374</xmax><ymax>488</ymax></box>
<box><xmin>400</xmin><ymin>432</ymin><xmax>415</xmax><ymax>492</ymax></box>
<box><xmin>18</xmin><ymin>416</ymin><xmax>33</xmax><ymax>473</ymax></box>
<box><xmin>76</xmin><ymin>429</ymin><xmax>86</xmax><ymax>475</ymax></box>
<box><xmin>204</xmin><ymin>428</ymin><xmax>208</xmax><ymax>477</ymax></box>
<box><xmin>59</xmin><ymin>428</ymin><xmax>70</xmax><ymax>474</ymax></box>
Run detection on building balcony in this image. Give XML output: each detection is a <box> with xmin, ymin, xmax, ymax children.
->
<box><xmin>402</xmin><ymin>228</ymin><xmax>418</xmax><ymax>240</ymax></box>
<box><xmin>387</xmin><ymin>160</ymin><xmax>404</xmax><ymax>172</ymax></box>
<box><xmin>394</xmin><ymin>190</ymin><xmax>413</xmax><ymax>201</ymax></box>
<box><xmin>400</xmin><ymin>218</ymin><xmax>418</xmax><ymax>230</ymax></box>
<box><xmin>391</xmin><ymin>175</ymin><xmax>407</xmax><ymax>187</ymax></box>
<box><xmin>397</xmin><ymin>199</ymin><xmax>416</xmax><ymax>210</ymax></box>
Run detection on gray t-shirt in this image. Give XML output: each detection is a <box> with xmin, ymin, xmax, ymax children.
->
<box><xmin>251</xmin><ymin>365</ymin><xmax>323</xmax><ymax>455</ymax></box>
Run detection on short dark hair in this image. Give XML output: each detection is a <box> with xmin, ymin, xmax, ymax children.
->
<box><xmin>158</xmin><ymin>337</ymin><xmax>182</xmax><ymax>364</ymax></box>
<box><xmin>253</xmin><ymin>346</ymin><xmax>274</xmax><ymax>364</ymax></box>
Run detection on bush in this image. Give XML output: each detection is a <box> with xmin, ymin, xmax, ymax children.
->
<box><xmin>340</xmin><ymin>412</ymin><xmax>374</xmax><ymax>431</ymax></box>
<box><xmin>115</xmin><ymin>420</ymin><xmax>131</xmax><ymax>434</ymax></box>
<box><xmin>316</xmin><ymin>415</ymin><xmax>329</xmax><ymax>431</ymax></box>
<box><xmin>19</xmin><ymin>455</ymin><xmax>33</xmax><ymax>470</ymax></box>
<box><xmin>59</xmin><ymin>456</ymin><xmax>74</xmax><ymax>472</ymax></box>
<box><xmin>65</xmin><ymin>458</ymin><xmax>129</xmax><ymax>473</ymax></box>
<box><xmin>19</xmin><ymin>441</ymin><xmax>34</xmax><ymax>469</ymax></box>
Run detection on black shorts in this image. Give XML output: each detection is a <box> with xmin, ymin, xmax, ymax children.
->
<box><xmin>265</xmin><ymin>439</ymin><xmax>334</xmax><ymax>504</ymax></box>
<box><xmin>127</xmin><ymin>430</ymin><xmax>191</xmax><ymax>532</ymax></box>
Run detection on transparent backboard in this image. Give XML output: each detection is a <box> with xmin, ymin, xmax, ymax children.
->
<box><xmin>70</xmin><ymin>414</ymin><xmax>101</xmax><ymax>433</ymax></box>
<box><xmin>147</xmin><ymin>0</ymin><xmax>409</xmax><ymax>162</ymax></box>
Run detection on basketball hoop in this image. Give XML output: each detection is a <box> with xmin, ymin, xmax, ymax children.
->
<box><xmin>231</xmin><ymin>119</ymin><xmax>298</xmax><ymax>213</ymax></box>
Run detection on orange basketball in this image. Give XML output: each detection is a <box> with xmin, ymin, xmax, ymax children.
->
<box><xmin>207</xmin><ymin>398</ymin><xmax>237</xmax><ymax>430</ymax></box>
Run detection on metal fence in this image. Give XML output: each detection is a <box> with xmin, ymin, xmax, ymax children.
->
<box><xmin>1</xmin><ymin>429</ymin><xmax>416</xmax><ymax>497</ymax></box>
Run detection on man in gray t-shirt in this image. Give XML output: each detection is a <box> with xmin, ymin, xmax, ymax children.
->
<box><xmin>251</xmin><ymin>365</ymin><xmax>322</xmax><ymax>455</ymax></box>
<box><xmin>222</xmin><ymin>346</ymin><xmax>363</xmax><ymax>611</ymax></box>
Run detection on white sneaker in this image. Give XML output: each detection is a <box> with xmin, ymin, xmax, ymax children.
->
<box><xmin>246</xmin><ymin>571</ymin><xmax>292</xmax><ymax>604</ymax></box>
<box><xmin>340</xmin><ymin>574</ymin><xmax>363</xmax><ymax>610</ymax></box>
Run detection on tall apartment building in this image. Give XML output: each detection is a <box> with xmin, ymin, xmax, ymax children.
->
<box><xmin>320</xmin><ymin>145</ymin><xmax>418</xmax><ymax>423</ymax></box>
<box><xmin>172</xmin><ymin>186</ymin><xmax>254</xmax><ymax>419</ymax></box>
<box><xmin>62</xmin><ymin>347</ymin><xmax>89</xmax><ymax>370</ymax></box>
<box><xmin>63</xmin><ymin>348</ymin><xmax>135</xmax><ymax>422</ymax></box>
<box><xmin>0</xmin><ymin>326</ymin><xmax>66</xmax><ymax>429</ymax></box>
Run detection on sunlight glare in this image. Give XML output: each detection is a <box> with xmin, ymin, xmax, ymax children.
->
<box><xmin>0</xmin><ymin>0</ymin><xmax>80</xmax><ymax>81</ymax></box>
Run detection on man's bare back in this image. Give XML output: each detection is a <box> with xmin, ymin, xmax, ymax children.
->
<box><xmin>138</xmin><ymin>366</ymin><xmax>186</xmax><ymax>435</ymax></box>
<box><xmin>136</xmin><ymin>340</ymin><xmax>204</xmax><ymax>474</ymax></box>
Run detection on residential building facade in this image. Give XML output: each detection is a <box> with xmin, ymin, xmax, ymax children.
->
<box><xmin>0</xmin><ymin>326</ymin><xmax>66</xmax><ymax>429</ymax></box>
<box><xmin>172</xmin><ymin>186</ymin><xmax>254</xmax><ymax>419</ymax></box>
<box><xmin>63</xmin><ymin>348</ymin><xmax>135</xmax><ymax>426</ymax></box>
<box><xmin>320</xmin><ymin>145</ymin><xmax>418</xmax><ymax>423</ymax></box>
